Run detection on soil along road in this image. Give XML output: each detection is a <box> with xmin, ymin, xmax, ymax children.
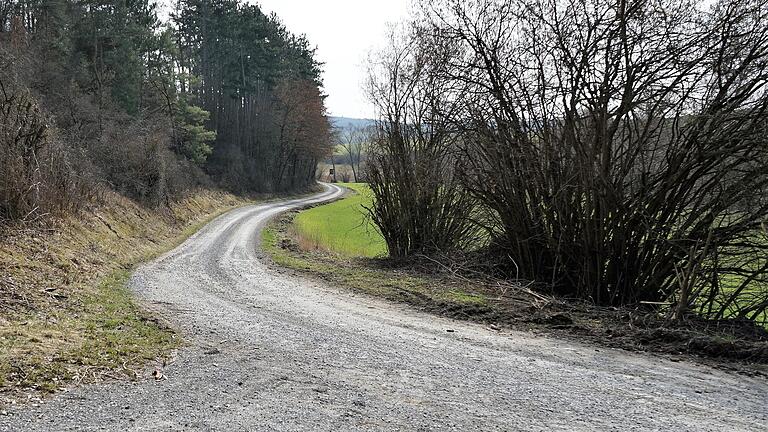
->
<box><xmin>2</xmin><ymin>184</ymin><xmax>766</xmax><ymax>431</ymax></box>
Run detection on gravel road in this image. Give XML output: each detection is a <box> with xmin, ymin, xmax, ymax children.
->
<box><xmin>2</xmin><ymin>184</ymin><xmax>767</xmax><ymax>431</ymax></box>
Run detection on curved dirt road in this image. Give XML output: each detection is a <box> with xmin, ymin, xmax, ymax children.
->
<box><xmin>2</xmin><ymin>184</ymin><xmax>766</xmax><ymax>431</ymax></box>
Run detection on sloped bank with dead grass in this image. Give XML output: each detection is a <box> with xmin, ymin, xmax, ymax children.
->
<box><xmin>0</xmin><ymin>190</ymin><xmax>252</xmax><ymax>401</ymax></box>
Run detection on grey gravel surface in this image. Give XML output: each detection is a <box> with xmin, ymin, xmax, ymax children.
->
<box><xmin>2</xmin><ymin>183</ymin><xmax>767</xmax><ymax>431</ymax></box>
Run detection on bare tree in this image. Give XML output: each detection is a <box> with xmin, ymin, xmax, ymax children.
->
<box><xmin>337</xmin><ymin>125</ymin><xmax>372</xmax><ymax>182</ymax></box>
<box><xmin>273</xmin><ymin>79</ymin><xmax>334</xmax><ymax>191</ymax></box>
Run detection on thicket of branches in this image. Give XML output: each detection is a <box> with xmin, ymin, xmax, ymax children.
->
<box><xmin>0</xmin><ymin>54</ymin><xmax>87</xmax><ymax>221</ymax></box>
<box><xmin>0</xmin><ymin>0</ymin><xmax>332</xmax><ymax>223</ymax></box>
<box><xmin>366</xmin><ymin>28</ymin><xmax>477</xmax><ymax>257</ymax></box>
<box><xmin>367</xmin><ymin>0</ymin><xmax>768</xmax><ymax>321</ymax></box>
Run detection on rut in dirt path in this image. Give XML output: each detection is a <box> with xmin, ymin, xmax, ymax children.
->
<box><xmin>2</xmin><ymin>183</ymin><xmax>766</xmax><ymax>432</ymax></box>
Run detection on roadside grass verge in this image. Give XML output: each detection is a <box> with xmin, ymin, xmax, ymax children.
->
<box><xmin>0</xmin><ymin>271</ymin><xmax>176</xmax><ymax>393</ymax></box>
<box><xmin>293</xmin><ymin>183</ymin><xmax>386</xmax><ymax>257</ymax></box>
<box><xmin>262</xmin><ymin>214</ymin><xmax>496</xmax><ymax>312</ymax></box>
<box><xmin>262</xmin><ymin>208</ymin><xmax>768</xmax><ymax>370</ymax></box>
<box><xmin>0</xmin><ymin>190</ymin><xmax>254</xmax><ymax>399</ymax></box>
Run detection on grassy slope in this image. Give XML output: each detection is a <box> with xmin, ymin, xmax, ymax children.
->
<box><xmin>293</xmin><ymin>183</ymin><xmax>386</xmax><ymax>257</ymax></box>
<box><xmin>0</xmin><ymin>190</ymin><xmax>252</xmax><ymax>397</ymax></box>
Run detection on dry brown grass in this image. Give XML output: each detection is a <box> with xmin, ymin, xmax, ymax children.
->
<box><xmin>0</xmin><ymin>189</ymin><xmax>251</xmax><ymax>399</ymax></box>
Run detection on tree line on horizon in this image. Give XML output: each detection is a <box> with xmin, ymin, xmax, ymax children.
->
<box><xmin>0</xmin><ymin>0</ymin><xmax>333</xmax><ymax>222</ymax></box>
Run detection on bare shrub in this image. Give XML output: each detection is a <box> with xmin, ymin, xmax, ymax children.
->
<box><xmin>0</xmin><ymin>54</ymin><xmax>86</xmax><ymax>223</ymax></box>
<box><xmin>368</xmin><ymin>0</ymin><xmax>768</xmax><ymax>321</ymax></box>
<box><xmin>366</xmin><ymin>26</ymin><xmax>478</xmax><ymax>257</ymax></box>
<box><xmin>0</xmin><ymin>79</ymin><xmax>47</xmax><ymax>221</ymax></box>
<box><xmin>88</xmin><ymin>118</ymin><xmax>176</xmax><ymax>206</ymax></box>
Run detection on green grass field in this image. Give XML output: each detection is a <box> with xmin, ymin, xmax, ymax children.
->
<box><xmin>293</xmin><ymin>183</ymin><xmax>387</xmax><ymax>257</ymax></box>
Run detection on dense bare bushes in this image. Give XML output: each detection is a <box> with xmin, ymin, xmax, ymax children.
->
<box><xmin>0</xmin><ymin>50</ymin><xmax>201</xmax><ymax>221</ymax></box>
<box><xmin>366</xmin><ymin>28</ymin><xmax>477</xmax><ymax>257</ymax></box>
<box><xmin>0</xmin><ymin>57</ymin><xmax>86</xmax><ymax>222</ymax></box>
<box><xmin>368</xmin><ymin>0</ymin><xmax>768</xmax><ymax>321</ymax></box>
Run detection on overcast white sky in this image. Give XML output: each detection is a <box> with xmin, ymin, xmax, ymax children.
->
<box><xmin>252</xmin><ymin>0</ymin><xmax>410</xmax><ymax>119</ymax></box>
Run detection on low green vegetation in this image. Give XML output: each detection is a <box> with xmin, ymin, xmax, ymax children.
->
<box><xmin>293</xmin><ymin>183</ymin><xmax>386</xmax><ymax>258</ymax></box>
<box><xmin>0</xmin><ymin>271</ymin><xmax>179</xmax><ymax>393</ymax></box>
<box><xmin>261</xmin><ymin>215</ymin><xmax>490</xmax><ymax>309</ymax></box>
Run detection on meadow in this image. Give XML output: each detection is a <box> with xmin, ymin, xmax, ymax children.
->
<box><xmin>293</xmin><ymin>183</ymin><xmax>387</xmax><ymax>258</ymax></box>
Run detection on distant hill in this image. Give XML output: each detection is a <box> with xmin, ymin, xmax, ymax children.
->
<box><xmin>330</xmin><ymin>116</ymin><xmax>376</xmax><ymax>132</ymax></box>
